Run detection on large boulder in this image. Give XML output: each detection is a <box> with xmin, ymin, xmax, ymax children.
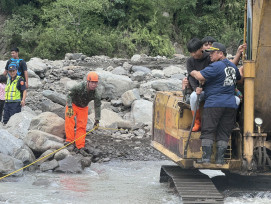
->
<box><xmin>89</xmin><ymin>109</ymin><xmax>127</xmax><ymax>129</ymax></box>
<box><xmin>151</xmin><ymin>79</ymin><xmax>182</xmax><ymax>91</ymax></box>
<box><xmin>5</xmin><ymin>111</ymin><xmax>36</xmax><ymax>139</ymax></box>
<box><xmin>163</xmin><ymin>65</ymin><xmax>186</xmax><ymax>77</ymax></box>
<box><xmin>40</xmin><ymin>99</ymin><xmax>65</xmax><ymax>119</ymax></box>
<box><xmin>29</xmin><ymin>112</ymin><xmax>65</xmax><ymax>138</ymax></box>
<box><xmin>96</xmin><ymin>70</ymin><xmax>135</xmax><ymax>99</ymax></box>
<box><xmin>139</xmin><ymin>81</ymin><xmax>156</xmax><ymax>100</ymax></box>
<box><xmin>112</xmin><ymin>66</ymin><xmax>127</xmax><ymax>75</ymax></box>
<box><xmin>121</xmin><ymin>89</ymin><xmax>140</xmax><ymax>107</ymax></box>
<box><xmin>42</xmin><ymin>90</ymin><xmax>66</xmax><ymax>106</ymax></box>
<box><xmin>54</xmin><ymin>155</ymin><xmax>83</xmax><ymax>173</ymax></box>
<box><xmin>24</xmin><ymin>130</ymin><xmax>64</xmax><ymax>153</ymax></box>
<box><xmin>0</xmin><ymin>153</ymin><xmax>23</xmax><ymax>177</ymax></box>
<box><xmin>131</xmin><ymin>65</ymin><xmax>151</xmax><ymax>74</ymax></box>
<box><xmin>0</xmin><ymin>129</ymin><xmax>35</xmax><ymax>165</ymax></box>
<box><xmin>59</xmin><ymin>77</ymin><xmax>78</xmax><ymax>90</ymax></box>
<box><xmin>131</xmin><ymin>99</ymin><xmax>153</xmax><ymax>125</ymax></box>
<box><xmin>151</xmin><ymin>69</ymin><xmax>165</xmax><ymax>78</ymax></box>
<box><xmin>40</xmin><ymin>159</ymin><xmax>59</xmax><ymax>172</ymax></box>
<box><xmin>28</xmin><ymin>78</ymin><xmax>42</xmax><ymax>89</ymax></box>
<box><xmin>27</xmin><ymin>68</ymin><xmax>40</xmax><ymax>79</ymax></box>
<box><xmin>27</xmin><ymin>58</ymin><xmax>49</xmax><ymax>77</ymax></box>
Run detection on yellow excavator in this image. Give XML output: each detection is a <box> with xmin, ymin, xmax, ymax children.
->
<box><xmin>151</xmin><ymin>0</ymin><xmax>271</xmax><ymax>202</ymax></box>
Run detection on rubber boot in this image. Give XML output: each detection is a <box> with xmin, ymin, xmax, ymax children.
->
<box><xmin>215</xmin><ymin>146</ymin><xmax>227</xmax><ymax>167</ymax></box>
<box><xmin>191</xmin><ymin>110</ymin><xmax>201</xmax><ymax>132</ymax></box>
<box><xmin>201</xmin><ymin>145</ymin><xmax>212</xmax><ymax>164</ymax></box>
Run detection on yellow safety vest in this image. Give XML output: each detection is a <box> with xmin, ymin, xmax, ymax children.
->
<box><xmin>5</xmin><ymin>76</ymin><xmax>22</xmax><ymax>102</ymax></box>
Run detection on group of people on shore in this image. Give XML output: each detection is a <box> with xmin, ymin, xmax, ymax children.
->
<box><xmin>0</xmin><ymin>47</ymin><xmax>101</xmax><ymax>157</ymax></box>
<box><xmin>184</xmin><ymin>36</ymin><xmax>246</xmax><ymax>166</ymax></box>
<box><xmin>0</xmin><ymin>47</ymin><xmax>28</xmax><ymax>125</ymax></box>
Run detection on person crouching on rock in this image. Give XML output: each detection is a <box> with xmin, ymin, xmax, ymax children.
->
<box><xmin>3</xmin><ymin>65</ymin><xmax>27</xmax><ymax>124</ymax></box>
<box><xmin>65</xmin><ymin>71</ymin><xmax>101</xmax><ymax>157</ymax></box>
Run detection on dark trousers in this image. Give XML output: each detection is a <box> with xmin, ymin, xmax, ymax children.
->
<box><xmin>200</xmin><ymin>107</ymin><xmax>235</xmax><ymax>142</ymax></box>
<box><xmin>0</xmin><ymin>100</ymin><xmax>4</xmax><ymax>121</ymax></box>
<box><xmin>3</xmin><ymin>102</ymin><xmax>21</xmax><ymax>124</ymax></box>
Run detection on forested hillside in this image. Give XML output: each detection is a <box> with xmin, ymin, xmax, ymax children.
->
<box><xmin>0</xmin><ymin>0</ymin><xmax>244</xmax><ymax>60</ymax></box>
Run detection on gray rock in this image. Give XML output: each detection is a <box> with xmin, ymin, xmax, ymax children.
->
<box><xmin>131</xmin><ymin>99</ymin><xmax>153</xmax><ymax>125</ymax></box>
<box><xmin>59</xmin><ymin>77</ymin><xmax>78</xmax><ymax>90</ymax></box>
<box><xmin>132</xmin><ymin>66</ymin><xmax>151</xmax><ymax>74</ymax></box>
<box><xmin>121</xmin><ymin>89</ymin><xmax>140</xmax><ymax>107</ymax></box>
<box><xmin>42</xmin><ymin>90</ymin><xmax>66</xmax><ymax>106</ymax></box>
<box><xmin>36</xmin><ymin>149</ymin><xmax>55</xmax><ymax>165</ymax></box>
<box><xmin>139</xmin><ymin>81</ymin><xmax>156</xmax><ymax>99</ymax></box>
<box><xmin>0</xmin><ymin>130</ymin><xmax>35</xmax><ymax>165</ymax></box>
<box><xmin>111</xmin><ymin>99</ymin><xmax>123</xmax><ymax>107</ymax></box>
<box><xmin>27</xmin><ymin>58</ymin><xmax>49</xmax><ymax>76</ymax></box>
<box><xmin>151</xmin><ymin>69</ymin><xmax>165</xmax><ymax>78</ymax></box>
<box><xmin>65</xmin><ymin>53</ymin><xmax>84</xmax><ymax>60</ymax></box>
<box><xmin>122</xmin><ymin>62</ymin><xmax>132</xmax><ymax>71</ymax></box>
<box><xmin>163</xmin><ymin>65</ymin><xmax>186</xmax><ymax>77</ymax></box>
<box><xmin>74</xmin><ymin>154</ymin><xmax>91</xmax><ymax>168</ymax></box>
<box><xmin>54</xmin><ymin>149</ymin><xmax>70</xmax><ymax>161</ymax></box>
<box><xmin>89</xmin><ymin>109</ymin><xmax>126</xmax><ymax>129</ymax></box>
<box><xmin>151</xmin><ymin>79</ymin><xmax>182</xmax><ymax>91</ymax></box>
<box><xmin>112</xmin><ymin>66</ymin><xmax>127</xmax><ymax>75</ymax></box>
<box><xmin>131</xmin><ymin>71</ymin><xmax>147</xmax><ymax>81</ymax></box>
<box><xmin>6</xmin><ymin>111</ymin><xmax>36</xmax><ymax>139</ymax></box>
<box><xmin>40</xmin><ymin>159</ymin><xmax>59</xmax><ymax>172</ymax></box>
<box><xmin>117</xmin><ymin>120</ymin><xmax>133</xmax><ymax>129</ymax></box>
<box><xmin>41</xmin><ymin>99</ymin><xmax>65</xmax><ymax>119</ymax></box>
<box><xmin>97</xmin><ymin>70</ymin><xmax>134</xmax><ymax>99</ymax></box>
<box><xmin>24</xmin><ymin>130</ymin><xmax>64</xmax><ymax>153</ymax></box>
<box><xmin>28</xmin><ymin>78</ymin><xmax>42</xmax><ymax>89</ymax></box>
<box><xmin>131</xmin><ymin>54</ymin><xmax>142</xmax><ymax>63</ymax></box>
<box><xmin>54</xmin><ymin>155</ymin><xmax>83</xmax><ymax>173</ymax></box>
<box><xmin>171</xmin><ymin>73</ymin><xmax>185</xmax><ymax>80</ymax></box>
<box><xmin>0</xmin><ymin>153</ymin><xmax>23</xmax><ymax>177</ymax></box>
<box><xmin>29</xmin><ymin>112</ymin><xmax>65</xmax><ymax>138</ymax></box>
<box><xmin>27</xmin><ymin>69</ymin><xmax>40</xmax><ymax>79</ymax></box>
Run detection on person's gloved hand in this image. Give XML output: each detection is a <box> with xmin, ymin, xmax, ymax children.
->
<box><xmin>66</xmin><ymin>107</ymin><xmax>74</xmax><ymax>118</ymax></box>
<box><xmin>93</xmin><ymin>120</ymin><xmax>99</xmax><ymax>129</ymax></box>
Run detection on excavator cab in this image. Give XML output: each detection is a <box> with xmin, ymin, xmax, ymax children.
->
<box><xmin>152</xmin><ymin>0</ymin><xmax>271</xmax><ymax>175</ymax></box>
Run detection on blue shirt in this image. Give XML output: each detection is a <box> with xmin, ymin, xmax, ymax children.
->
<box><xmin>200</xmin><ymin>59</ymin><xmax>241</xmax><ymax>108</ymax></box>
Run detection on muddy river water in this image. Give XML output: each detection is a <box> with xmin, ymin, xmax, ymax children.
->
<box><xmin>0</xmin><ymin>160</ymin><xmax>270</xmax><ymax>204</ymax></box>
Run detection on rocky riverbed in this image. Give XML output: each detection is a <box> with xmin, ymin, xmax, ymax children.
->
<box><xmin>0</xmin><ymin>53</ymin><xmax>186</xmax><ymax>176</ymax></box>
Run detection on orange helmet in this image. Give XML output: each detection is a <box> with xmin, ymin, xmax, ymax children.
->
<box><xmin>87</xmin><ymin>72</ymin><xmax>99</xmax><ymax>82</ymax></box>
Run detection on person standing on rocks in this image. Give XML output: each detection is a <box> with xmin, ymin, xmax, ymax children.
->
<box><xmin>3</xmin><ymin>47</ymin><xmax>29</xmax><ymax>89</ymax></box>
<box><xmin>65</xmin><ymin>71</ymin><xmax>101</xmax><ymax>156</ymax></box>
<box><xmin>183</xmin><ymin>38</ymin><xmax>246</xmax><ymax>131</ymax></box>
<box><xmin>190</xmin><ymin>42</ymin><xmax>243</xmax><ymax>166</ymax></box>
<box><xmin>3</xmin><ymin>65</ymin><xmax>27</xmax><ymax>124</ymax></box>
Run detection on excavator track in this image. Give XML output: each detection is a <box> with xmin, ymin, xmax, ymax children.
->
<box><xmin>160</xmin><ymin>165</ymin><xmax>224</xmax><ymax>204</ymax></box>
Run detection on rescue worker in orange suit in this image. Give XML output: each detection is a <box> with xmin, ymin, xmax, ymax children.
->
<box><xmin>65</xmin><ymin>71</ymin><xmax>101</xmax><ymax>156</ymax></box>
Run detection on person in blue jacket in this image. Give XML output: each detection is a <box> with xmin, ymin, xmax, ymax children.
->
<box><xmin>190</xmin><ymin>42</ymin><xmax>243</xmax><ymax>166</ymax></box>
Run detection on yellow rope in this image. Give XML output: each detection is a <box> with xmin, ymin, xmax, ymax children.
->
<box><xmin>0</xmin><ymin>127</ymin><xmax>97</xmax><ymax>181</ymax></box>
<box><xmin>0</xmin><ymin>126</ymin><xmax>132</xmax><ymax>181</ymax></box>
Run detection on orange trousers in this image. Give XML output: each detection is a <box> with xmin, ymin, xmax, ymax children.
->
<box><xmin>65</xmin><ymin>104</ymin><xmax>88</xmax><ymax>149</ymax></box>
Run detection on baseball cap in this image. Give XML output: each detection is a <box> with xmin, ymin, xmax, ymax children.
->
<box><xmin>8</xmin><ymin>65</ymin><xmax>17</xmax><ymax>71</ymax></box>
<box><xmin>205</xmin><ymin>42</ymin><xmax>226</xmax><ymax>53</ymax></box>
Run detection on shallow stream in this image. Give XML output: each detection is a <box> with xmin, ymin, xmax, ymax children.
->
<box><xmin>0</xmin><ymin>160</ymin><xmax>271</xmax><ymax>204</ymax></box>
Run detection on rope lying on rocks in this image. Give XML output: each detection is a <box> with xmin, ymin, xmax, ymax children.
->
<box><xmin>0</xmin><ymin>127</ymin><xmax>99</xmax><ymax>181</ymax></box>
<box><xmin>0</xmin><ymin>126</ymin><xmax>132</xmax><ymax>181</ymax></box>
